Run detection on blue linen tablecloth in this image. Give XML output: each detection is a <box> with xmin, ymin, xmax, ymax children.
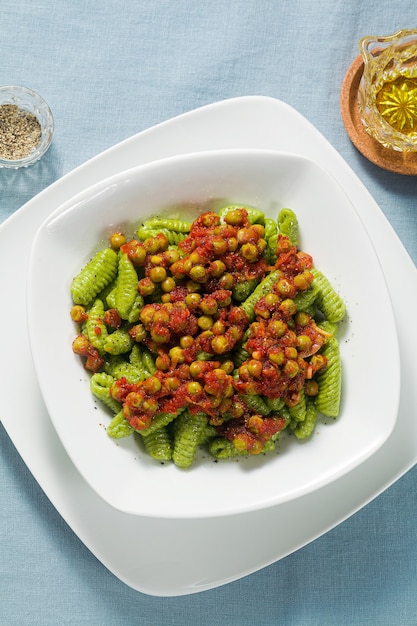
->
<box><xmin>1</xmin><ymin>1</ymin><xmax>417</xmax><ymax>624</ymax></box>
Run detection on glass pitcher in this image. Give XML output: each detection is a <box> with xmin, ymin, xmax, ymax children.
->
<box><xmin>358</xmin><ymin>29</ymin><xmax>417</xmax><ymax>152</ymax></box>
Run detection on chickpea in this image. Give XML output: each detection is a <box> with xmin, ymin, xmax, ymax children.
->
<box><xmin>250</xmin><ymin>321</ymin><xmax>261</xmax><ymax>335</ymax></box>
<box><xmin>229</xmin><ymin>307</ymin><xmax>248</xmax><ymax>325</ymax></box>
<box><xmin>132</xmin><ymin>413</ymin><xmax>153</xmax><ymax>430</ymax></box>
<box><xmin>219</xmin><ymin>381</ymin><xmax>234</xmax><ymax>399</ymax></box>
<box><xmin>249</xmin><ymin>440</ymin><xmax>265</xmax><ymax>455</ymax></box>
<box><xmin>103</xmin><ymin>309</ymin><xmax>122</xmax><ymax>329</ymax></box>
<box><xmin>277</xmin><ymin>236</ymin><xmax>293</xmax><ymax>254</ymax></box>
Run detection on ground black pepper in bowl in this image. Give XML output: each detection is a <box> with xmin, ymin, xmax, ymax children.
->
<box><xmin>0</xmin><ymin>86</ymin><xmax>54</xmax><ymax>168</ymax></box>
<box><xmin>0</xmin><ymin>104</ymin><xmax>42</xmax><ymax>160</ymax></box>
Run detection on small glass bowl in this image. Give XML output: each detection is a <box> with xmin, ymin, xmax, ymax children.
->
<box><xmin>0</xmin><ymin>86</ymin><xmax>54</xmax><ymax>169</ymax></box>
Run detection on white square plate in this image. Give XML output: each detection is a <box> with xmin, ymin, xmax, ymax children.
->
<box><xmin>2</xmin><ymin>97</ymin><xmax>415</xmax><ymax>596</ymax></box>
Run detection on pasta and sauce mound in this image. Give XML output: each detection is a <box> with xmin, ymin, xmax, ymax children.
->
<box><xmin>70</xmin><ymin>205</ymin><xmax>345</xmax><ymax>468</ymax></box>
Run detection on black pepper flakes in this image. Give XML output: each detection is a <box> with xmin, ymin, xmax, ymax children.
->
<box><xmin>0</xmin><ymin>103</ymin><xmax>42</xmax><ymax>160</ymax></box>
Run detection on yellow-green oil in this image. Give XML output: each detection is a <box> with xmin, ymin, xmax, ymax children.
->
<box><xmin>376</xmin><ymin>73</ymin><xmax>417</xmax><ymax>134</ymax></box>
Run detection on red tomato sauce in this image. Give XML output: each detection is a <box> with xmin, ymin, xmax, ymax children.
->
<box><xmin>72</xmin><ymin>208</ymin><xmax>331</xmax><ymax>455</ymax></box>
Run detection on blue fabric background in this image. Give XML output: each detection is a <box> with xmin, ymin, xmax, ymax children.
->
<box><xmin>1</xmin><ymin>1</ymin><xmax>417</xmax><ymax>624</ymax></box>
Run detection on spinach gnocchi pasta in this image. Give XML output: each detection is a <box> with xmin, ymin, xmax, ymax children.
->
<box><xmin>70</xmin><ymin>205</ymin><xmax>345</xmax><ymax>468</ymax></box>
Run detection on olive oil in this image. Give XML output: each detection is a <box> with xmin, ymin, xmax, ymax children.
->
<box><xmin>376</xmin><ymin>74</ymin><xmax>417</xmax><ymax>134</ymax></box>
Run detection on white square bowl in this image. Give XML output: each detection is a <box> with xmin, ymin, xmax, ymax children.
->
<box><xmin>27</xmin><ymin>149</ymin><xmax>400</xmax><ymax>519</ymax></box>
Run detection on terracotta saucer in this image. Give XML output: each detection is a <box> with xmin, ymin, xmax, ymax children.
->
<box><xmin>340</xmin><ymin>55</ymin><xmax>417</xmax><ymax>175</ymax></box>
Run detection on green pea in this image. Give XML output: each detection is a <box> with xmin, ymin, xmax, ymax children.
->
<box><xmin>189</xmin><ymin>264</ymin><xmax>207</xmax><ymax>282</ymax></box>
<box><xmin>297</xmin><ymin>335</ymin><xmax>312</xmax><ymax>351</ymax></box>
<box><xmin>198</xmin><ymin>315</ymin><xmax>214</xmax><ymax>330</ymax></box>
<box><xmin>161</xmin><ymin>277</ymin><xmax>176</xmax><ymax>292</ymax></box>
<box><xmin>149</xmin><ymin>266</ymin><xmax>167</xmax><ymax>283</ymax></box>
